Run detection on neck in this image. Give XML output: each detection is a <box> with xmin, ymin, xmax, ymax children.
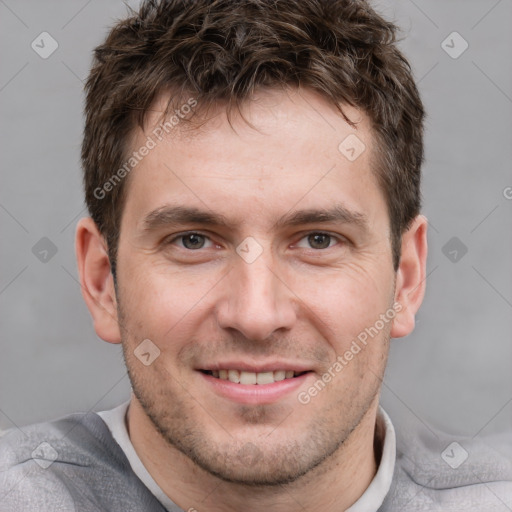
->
<box><xmin>127</xmin><ymin>397</ymin><xmax>380</xmax><ymax>512</ymax></box>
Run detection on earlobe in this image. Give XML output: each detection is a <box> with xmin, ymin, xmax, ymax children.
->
<box><xmin>390</xmin><ymin>215</ymin><xmax>428</xmax><ymax>339</ymax></box>
<box><xmin>75</xmin><ymin>217</ymin><xmax>122</xmax><ymax>344</ymax></box>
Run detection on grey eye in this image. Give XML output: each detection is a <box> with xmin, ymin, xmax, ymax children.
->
<box><xmin>181</xmin><ymin>233</ymin><xmax>207</xmax><ymax>249</ymax></box>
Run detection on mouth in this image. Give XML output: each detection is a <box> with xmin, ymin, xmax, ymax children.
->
<box><xmin>199</xmin><ymin>369</ymin><xmax>310</xmax><ymax>385</ymax></box>
<box><xmin>198</xmin><ymin>366</ymin><xmax>314</xmax><ymax>404</ymax></box>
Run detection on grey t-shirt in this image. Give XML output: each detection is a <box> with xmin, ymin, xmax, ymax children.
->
<box><xmin>0</xmin><ymin>406</ymin><xmax>511</xmax><ymax>511</ymax></box>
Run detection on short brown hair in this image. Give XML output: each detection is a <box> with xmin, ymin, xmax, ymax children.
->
<box><xmin>82</xmin><ymin>0</ymin><xmax>425</xmax><ymax>274</ymax></box>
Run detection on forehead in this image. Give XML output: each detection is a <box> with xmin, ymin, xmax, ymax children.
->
<box><xmin>121</xmin><ymin>88</ymin><xmax>388</xmax><ymax>236</ymax></box>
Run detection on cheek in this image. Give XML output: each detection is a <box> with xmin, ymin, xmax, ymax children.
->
<box><xmin>117</xmin><ymin>260</ymin><xmax>220</xmax><ymax>339</ymax></box>
<box><xmin>304</xmin><ymin>269</ymin><xmax>392</xmax><ymax>401</ymax></box>
<box><xmin>295</xmin><ymin>262</ymin><xmax>393</xmax><ymax>342</ymax></box>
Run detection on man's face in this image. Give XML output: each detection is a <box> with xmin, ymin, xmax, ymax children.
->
<box><xmin>115</xmin><ymin>88</ymin><xmax>397</xmax><ymax>485</ymax></box>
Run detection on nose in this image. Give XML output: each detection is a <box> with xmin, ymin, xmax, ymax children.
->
<box><xmin>215</xmin><ymin>250</ymin><xmax>297</xmax><ymax>341</ymax></box>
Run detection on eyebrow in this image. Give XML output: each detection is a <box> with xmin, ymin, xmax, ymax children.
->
<box><xmin>273</xmin><ymin>205</ymin><xmax>369</xmax><ymax>233</ymax></box>
<box><xmin>141</xmin><ymin>205</ymin><xmax>230</xmax><ymax>232</ymax></box>
<box><xmin>140</xmin><ymin>204</ymin><xmax>369</xmax><ymax>234</ymax></box>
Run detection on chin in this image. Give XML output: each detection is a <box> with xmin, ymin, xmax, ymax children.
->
<box><xmin>184</xmin><ymin>443</ymin><xmax>323</xmax><ymax>487</ymax></box>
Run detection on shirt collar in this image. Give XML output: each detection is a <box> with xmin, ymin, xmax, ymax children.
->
<box><xmin>346</xmin><ymin>406</ymin><xmax>396</xmax><ymax>512</ymax></box>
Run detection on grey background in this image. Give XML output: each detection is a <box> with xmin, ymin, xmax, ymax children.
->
<box><xmin>0</xmin><ymin>0</ymin><xmax>510</xmax><ymax>441</ymax></box>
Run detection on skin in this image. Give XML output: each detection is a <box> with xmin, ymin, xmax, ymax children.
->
<box><xmin>76</xmin><ymin>87</ymin><xmax>427</xmax><ymax>512</ymax></box>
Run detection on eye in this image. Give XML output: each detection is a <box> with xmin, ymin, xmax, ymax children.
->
<box><xmin>170</xmin><ymin>232</ymin><xmax>215</xmax><ymax>250</ymax></box>
<box><xmin>295</xmin><ymin>232</ymin><xmax>341</xmax><ymax>250</ymax></box>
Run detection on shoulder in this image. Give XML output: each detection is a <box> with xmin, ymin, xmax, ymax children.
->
<box><xmin>382</xmin><ymin>415</ymin><xmax>512</xmax><ymax>511</ymax></box>
<box><xmin>0</xmin><ymin>410</ymin><xmax>163</xmax><ymax>511</ymax></box>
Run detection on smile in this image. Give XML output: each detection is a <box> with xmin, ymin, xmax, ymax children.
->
<box><xmin>198</xmin><ymin>368</ymin><xmax>313</xmax><ymax>404</ymax></box>
<box><xmin>201</xmin><ymin>369</ymin><xmax>308</xmax><ymax>385</ymax></box>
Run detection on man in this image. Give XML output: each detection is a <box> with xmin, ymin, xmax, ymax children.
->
<box><xmin>1</xmin><ymin>0</ymin><xmax>510</xmax><ymax>510</ymax></box>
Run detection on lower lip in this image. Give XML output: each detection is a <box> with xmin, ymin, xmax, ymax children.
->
<box><xmin>199</xmin><ymin>371</ymin><xmax>313</xmax><ymax>404</ymax></box>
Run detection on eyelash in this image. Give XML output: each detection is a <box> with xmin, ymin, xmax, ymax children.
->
<box><xmin>166</xmin><ymin>231</ymin><xmax>345</xmax><ymax>251</ymax></box>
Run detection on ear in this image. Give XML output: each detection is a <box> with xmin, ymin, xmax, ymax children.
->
<box><xmin>75</xmin><ymin>217</ymin><xmax>121</xmax><ymax>344</ymax></box>
<box><xmin>390</xmin><ymin>215</ymin><xmax>428</xmax><ymax>339</ymax></box>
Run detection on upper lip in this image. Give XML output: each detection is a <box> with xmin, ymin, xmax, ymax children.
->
<box><xmin>197</xmin><ymin>361</ymin><xmax>313</xmax><ymax>373</ymax></box>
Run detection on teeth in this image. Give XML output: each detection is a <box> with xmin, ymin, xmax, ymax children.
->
<box><xmin>273</xmin><ymin>370</ymin><xmax>286</xmax><ymax>382</ymax></box>
<box><xmin>240</xmin><ymin>371</ymin><xmax>257</xmax><ymax>385</ymax></box>
<box><xmin>256</xmin><ymin>372</ymin><xmax>274</xmax><ymax>385</ymax></box>
<box><xmin>228</xmin><ymin>370</ymin><xmax>240</xmax><ymax>383</ymax></box>
<box><xmin>211</xmin><ymin>369</ymin><xmax>303</xmax><ymax>384</ymax></box>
